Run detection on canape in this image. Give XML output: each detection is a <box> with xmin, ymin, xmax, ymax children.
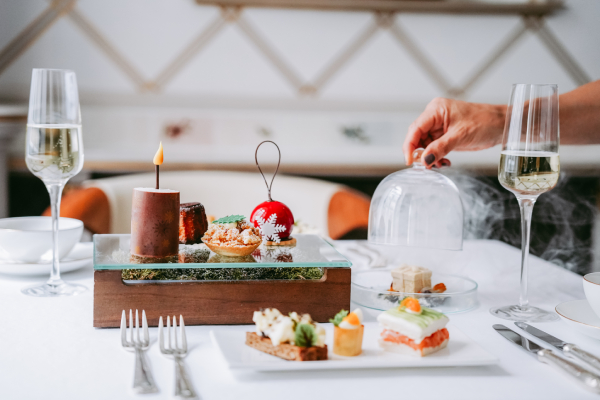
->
<box><xmin>330</xmin><ymin>308</ymin><xmax>364</xmax><ymax>357</ymax></box>
<box><xmin>246</xmin><ymin>308</ymin><xmax>328</xmax><ymax>361</ymax></box>
<box><xmin>378</xmin><ymin>297</ymin><xmax>450</xmax><ymax>357</ymax></box>
<box><xmin>201</xmin><ymin>215</ymin><xmax>262</xmax><ymax>257</ymax></box>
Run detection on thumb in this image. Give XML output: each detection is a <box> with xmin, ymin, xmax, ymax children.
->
<box><xmin>421</xmin><ymin>131</ymin><xmax>459</xmax><ymax>168</ymax></box>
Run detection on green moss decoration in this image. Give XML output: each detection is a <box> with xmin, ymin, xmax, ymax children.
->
<box><xmin>122</xmin><ymin>266</ymin><xmax>324</xmax><ymax>281</ymax></box>
<box><xmin>121</xmin><ymin>245</ymin><xmax>323</xmax><ymax>281</ymax></box>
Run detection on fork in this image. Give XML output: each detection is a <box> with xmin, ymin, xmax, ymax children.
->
<box><xmin>159</xmin><ymin>315</ymin><xmax>197</xmax><ymax>399</ymax></box>
<box><xmin>120</xmin><ymin>309</ymin><xmax>158</xmax><ymax>394</ymax></box>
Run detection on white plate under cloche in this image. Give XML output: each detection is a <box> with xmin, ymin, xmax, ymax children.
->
<box><xmin>0</xmin><ymin>242</ymin><xmax>92</xmax><ymax>276</ymax></box>
<box><xmin>210</xmin><ymin>322</ymin><xmax>497</xmax><ymax>371</ymax></box>
<box><xmin>556</xmin><ymin>299</ymin><xmax>600</xmax><ymax>340</ymax></box>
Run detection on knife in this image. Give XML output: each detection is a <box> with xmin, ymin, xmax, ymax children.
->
<box><xmin>515</xmin><ymin>322</ymin><xmax>600</xmax><ymax>374</ymax></box>
<box><xmin>494</xmin><ymin>324</ymin><xmax>600</xmax><ymax>393</ymax></box>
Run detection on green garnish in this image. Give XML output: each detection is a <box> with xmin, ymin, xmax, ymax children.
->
<box><xmin>294</xmin><ymin>323</ymin><xmax>317</xmax><ymax>347</ymax></box>
<box><xmin>122</xmin><ymin>266</ymin><xmax>324</xmax><ymax>281</ymax></box>
<box><xmin>329</xmin><ymin>309</ymin><xmax>348</xmax><ymax>327</ymax></box>
<box><xmin>212</xmin><ymin>215</ymin><xmax>245</xmax><ymax>224</ymax></box>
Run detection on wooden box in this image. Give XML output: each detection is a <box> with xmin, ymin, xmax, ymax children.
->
<box><xmin>92</xmin><ymin>234</ymin><xmax>352</xmax><ymax>327</ymax></box>
<box><xmin>93</xmin><ymin>267</ymin><xmax>350</xmax><ymax>327</ymax></box>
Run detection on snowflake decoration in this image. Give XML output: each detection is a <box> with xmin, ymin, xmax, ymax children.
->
<box><xmin>255</xmin><ymin>213</ymin><xmax>286</xmax><ymax>243</ymax></box>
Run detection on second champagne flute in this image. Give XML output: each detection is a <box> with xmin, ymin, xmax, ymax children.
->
<box><xmin>22</xmin><ymin>69</ymin><xmax>86</xmax><ymax>297</ymax></box>
<box><xmin>490</xmin><ymin>83</ymin><xmax>560</xmax><ymax>322</ymax></box>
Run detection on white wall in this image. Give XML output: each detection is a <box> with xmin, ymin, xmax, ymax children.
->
<box><xmin>1</xmin><ymin>0</ymin><xmax>599</xmax><ymax>170</ymax></box>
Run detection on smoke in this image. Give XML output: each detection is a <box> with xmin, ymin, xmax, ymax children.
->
<box><xmin>443</xmin><ymin>169</ymin><xmax>598</xmax><ymax>275</ymax></box>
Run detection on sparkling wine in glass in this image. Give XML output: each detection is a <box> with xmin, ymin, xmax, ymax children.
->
<box><xmin>490</xmin><ymin>83</ymin><xmax>560</xmax><ymax>322</ymax></box>
<box><xmin>22</xmin><ymin>69</ymin><xmax>86</xmax><ymax>297</ymax></box>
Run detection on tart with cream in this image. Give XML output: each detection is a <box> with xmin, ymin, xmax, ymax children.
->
<box><xmin>246</xmin><ymin>308</ymin><xmax>328</xmax><ymax>361</ymax></box>
<box><xmin>330</xmin><ymin>308</ymin><xmax>364</xmax><ymax>357</ymax></box>
<box><xmin>378</xmin><ymin>297</ymin><xmax>450</xmax><ymax>357</ymax></box>
<box><xmin>201</xmin><ymin>215</ymin><xmax>262</xmax><ymax>257</ymax></box>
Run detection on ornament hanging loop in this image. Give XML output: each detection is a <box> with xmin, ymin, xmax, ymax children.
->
<box><xmin>255</xmin><ymin>140</ymin><xmax>281</xmax><ymax>202</ymax></box>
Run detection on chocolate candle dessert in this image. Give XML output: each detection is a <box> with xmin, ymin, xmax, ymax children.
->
<box><xmin>179</xmin><ymin>202</ymin><xmax>208</xmax><ymax>244</ymax></box>
<box><xmin>130</xmin><ymin>188</ymin><xmax>180</xmax><ymax>263</ymax></box>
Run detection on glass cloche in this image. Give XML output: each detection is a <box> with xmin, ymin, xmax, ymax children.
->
<box><xmin>368</xmin><ymin>149</ymin><xmax>463</xmax><ymax>250</ymax></box>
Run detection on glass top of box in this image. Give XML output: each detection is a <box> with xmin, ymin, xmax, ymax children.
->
<box><xmin>93</xmin><ymin>234</ymin><xmax>351</xmax><ymax>270</ymax></box>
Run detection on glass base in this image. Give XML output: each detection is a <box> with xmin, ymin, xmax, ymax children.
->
<box><xmin>490</xmin><ymin>304</ymin><xmax>559</xmax><ymax>322</ymax></box>
<box><xmin>21</xmin><ymin>281</ymin><xmax>87</xmax><ymax>297</ymax></box>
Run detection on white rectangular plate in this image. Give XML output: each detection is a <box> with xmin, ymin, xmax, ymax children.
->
<box><xmin>210</xmin><ymin>322</ymin><xmax>498</xmax><ymax>371</ymax></box>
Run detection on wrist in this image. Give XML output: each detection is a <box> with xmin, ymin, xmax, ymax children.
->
<box><xmin>492</xmin><ymin>104</ymin><xmax>507</xmax><ymax>144</ymax></box>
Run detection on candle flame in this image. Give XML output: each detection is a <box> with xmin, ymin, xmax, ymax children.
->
<box><xmin>153</xmin><ymin>142</ymin><xmax>163</xmax><ymax>165</ymax></box>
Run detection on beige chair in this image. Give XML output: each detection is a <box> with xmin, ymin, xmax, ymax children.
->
<box><xmin>45</xmin><ymin>171</ymin><xmax>370</xmax><ymax>240</ymax></box>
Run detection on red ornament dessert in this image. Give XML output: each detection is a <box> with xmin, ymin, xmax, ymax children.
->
<box><xmin>179</xmin><ymin>202</ymin><xmax>208</xmax><ymax>244</ymax></box>
<box><xmin>251</xmin><ymin>140</ymin><xmax>295</xmax><ymax>244</ymax></box>
<box><xmin>250</xmin><ymin>200</ymin><xmax>294</xmax><ymax>243</ymax></box>
<box><xmin>130</xmin><ymin>188</ymin><xmax>180</xmax><ymax>263</ymax></box>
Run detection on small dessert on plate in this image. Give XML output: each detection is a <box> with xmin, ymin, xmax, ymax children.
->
<box><xmin>391</xmin><ymin>265</ymin><xmax>432</xmax><ymax>293</ymax></box>
<box><xmin>246</xmin><ymin>308</ymin><xmax>328</xmax><ymax>361</ymax></box>
<box><xmin>378</xmin><ymin>297</ymin><xmax>450</xmax><ymax>357</ymax></box>
<box><xmin>330</xmin><ymin>308</ymin><xmax>364</xmax><ymax>357</ymax></box>
<box><xmin>202</xmin><ymin>215</ymin><xmax>262</xmax><ymax>257</ymax></box>
<box><xmin>179</xmin><ymin>202</ymin><xmax>208</xmax><ymax>244</ymax></box>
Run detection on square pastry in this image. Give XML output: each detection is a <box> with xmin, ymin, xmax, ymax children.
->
<box><xmin>391</xmin><ymin>265</ymin><xmax>432</xmax><ymax>293</ymax></box>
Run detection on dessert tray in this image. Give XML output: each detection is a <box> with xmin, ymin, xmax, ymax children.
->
<box><xmin>211</xmin><ymin>322</ymin><xmax>497</xmax><ymax>371</ymax></box>
<box><xmin>94</xmin><ymin>233</ymin><xmax>350</xmax><ymax>271</ymax></box>
<box><xmin>352</xmin><ymin>270</ymin><xmax>478</xmax><ymax>314</ymax></box>
<box><xmin>92</xmin><ymin>234</ymin><xmax>351</xmax><ymax>328</ymax></box>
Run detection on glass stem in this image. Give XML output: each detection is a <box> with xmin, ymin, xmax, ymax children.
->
<box><xmin>46</xmin><ymin>183</ymin><xmax>65</xmax><ymax>287</ymax></box>
<box><xmin>517</xmin><ymin>197</ymin><xmax>536</xmax><ymax>309</ymax></box>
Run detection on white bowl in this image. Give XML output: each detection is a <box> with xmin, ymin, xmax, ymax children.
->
<box><xmin>0</xmin><ymin>217</ymin><xmax>83</xmax><ymax>263</ymax></box>
<box><xmin>584</xmin><ymin>273</ymin><xmax>600</xmax><ymax>319</ymax></box>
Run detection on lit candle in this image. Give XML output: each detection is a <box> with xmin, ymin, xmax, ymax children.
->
<box><xmin>153</xmin><ymin>142</ymin><xmax>163</xmax><ymax>190</ymax></box>
<box><xmin>130</xmin><ymin>142</ymin><xmax>180</xmax><ymax>263</ymax></box>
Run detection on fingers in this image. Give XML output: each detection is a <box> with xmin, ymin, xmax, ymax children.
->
<box><xmin>403</xmin><ymin>124</ymin><xmax>422</xmax><ymax>166</ymax></box>
<box><xmin>422</xmin><ymin>131</ymin><xmax>460</xmax><ymax>169</ymax></box>
<box><xmin>403</xmin><ymin>98</ymin><xmax>446</xmax><ymax>165</ymax></box>
<box><xmin>431</xmin><ymin>158</ymin><xmax>451</xmax><ymax>169</ymax></box>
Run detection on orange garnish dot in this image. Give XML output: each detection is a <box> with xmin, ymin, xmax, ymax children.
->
<box><xmin>400</xmin><ymin>297</ymin><xmax>421</xmax><ymax>313</ymax></box>
<box><xmin>342</xmin><ymin>312</ymin><xmax>360</xmax><ymax>326</ymax></box>
<box><xmin>433</xmin><ymin>283</ymin><xmax>447</xmax><ymax>293</ymax></box>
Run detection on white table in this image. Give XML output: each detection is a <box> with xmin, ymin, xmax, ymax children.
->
<box><xmin>0</xmin><ymin>240</ymin><xmax>594</xmax><ymax>400</ymax></box>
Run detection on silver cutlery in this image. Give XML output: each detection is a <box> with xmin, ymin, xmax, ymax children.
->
<box><xmin>120</xmin><ymin>309</ymin><xmax>158</xmax><ymax>394</ymax></box>
<box><xmin>515</xmin><ymin>322</ymin><xmax>600</xmax><ymax>373</ymax></box>
<box><xmin>494</xmin><ymin>324</ymin><xmax>600</xmax><ymax>393</ymax></box>
<box><xmin>159</xmin><ymin>315</ymin><xmax>197</xmax><ymax>399</ymax></box>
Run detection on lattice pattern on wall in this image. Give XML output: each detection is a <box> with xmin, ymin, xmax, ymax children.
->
<box><xmin>0</xmin><ymin>0</ymin><xmax>590</xmax><ymax>100</ymax></box>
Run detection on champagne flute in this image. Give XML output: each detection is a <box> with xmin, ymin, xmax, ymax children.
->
<box><xmin>490</xmin><ymin>83</ymin><xmax>560</xmax><ymax>322</ymax></box>
<box><xmin>22</xmin><ymin>69</ymin><xmax>86</xmax><ymax>297</ymax></box>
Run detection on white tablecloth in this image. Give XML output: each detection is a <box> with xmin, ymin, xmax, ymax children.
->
<box><xmin>0</xmin><ymin>240</ymin><xmax>595</xmax><ymax>400</ymax></box>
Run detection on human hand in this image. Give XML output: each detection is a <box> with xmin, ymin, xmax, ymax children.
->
<box><xmin>403</xmin><ymin>98</ymin><xmax>506</xmax><ymax>168</ymax></box>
